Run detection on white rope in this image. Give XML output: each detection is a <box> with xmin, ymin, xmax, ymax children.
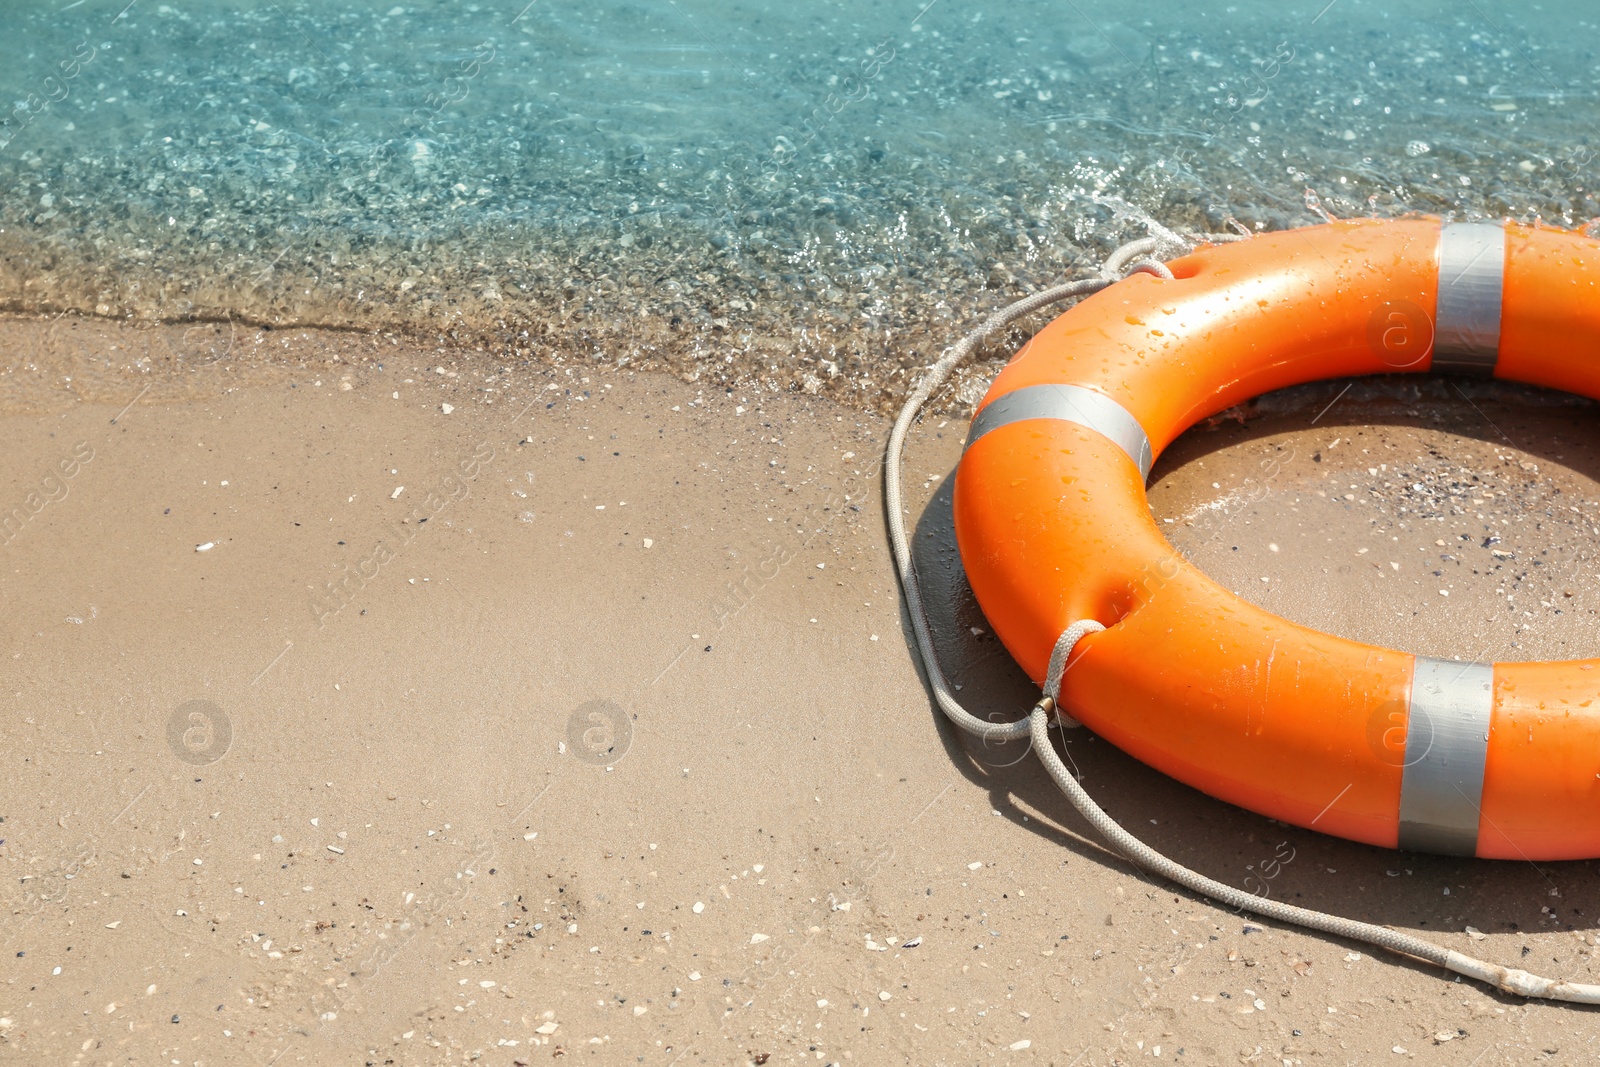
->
<box><xmin>1042</xmin><ymin>620</ymin><xmax>1105</xmax><ymax>728</ymax></box>
<box><xmin>1122</xmin><ymin>257</ymin><xmax>1175</xmax><ymax>280</ymax></box>
<box><xmin>884</xmin><ymin>229</ymin><xmax>1600</xmax><ymax>1005</ymax></box>
<box><xmin>886</xmin><ymin>275</ymin><xmax>1114</xmax><ymax>744</ymax></box>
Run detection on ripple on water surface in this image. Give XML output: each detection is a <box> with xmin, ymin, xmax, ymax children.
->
<box><xmin>1</xmin><ymin>0</ymin><xmax>1596</xmax><ymax>406</ymax></box>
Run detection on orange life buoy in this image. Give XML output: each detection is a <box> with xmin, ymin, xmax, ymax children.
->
<box><xmin>954</xmin><ymin>216</ymin><xmax>1600</xmax><ymax>860</ymax></box>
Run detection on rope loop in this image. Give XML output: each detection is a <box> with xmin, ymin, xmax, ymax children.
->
<box><xmin>1121</xmin><ymin>258</ymin><xmax>1175</xmax><ymax>280</ymax></box>
<box><xmin>1042</xmin><ymin>620</ymin><xmax>1106</xmax><ymax>728</ymax></box>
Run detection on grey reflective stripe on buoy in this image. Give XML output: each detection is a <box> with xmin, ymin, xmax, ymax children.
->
<box><xmin>964</xmin><ymin>383</ymin><xmax>1154</xmax><ymax>480</ymax></box>
<box><xmin>1397</xmin><ymin>658</ymin><xmax>1494</xmax><ymax>856</ymax></box>
<box><xmin>1432</xmin><ymin>221</ymin><xmax>1505</xmax><ymax>375</ymax></box>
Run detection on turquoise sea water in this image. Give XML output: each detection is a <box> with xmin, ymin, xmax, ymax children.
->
<box><xmin>1</xmin><ymin>0</ymin><xmax>1596</xmax><ymax>407</ymax></box>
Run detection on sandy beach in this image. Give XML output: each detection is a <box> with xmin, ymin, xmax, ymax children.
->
<box><xmin>7</xmin><ymin>0</ymin><xmax>1600</xmax><ymax>1061</ymax></box>
<box><xmin>5</xmin><ymin>311</ymin><xmax>1600</xmax><ymax>1065</ymax></box>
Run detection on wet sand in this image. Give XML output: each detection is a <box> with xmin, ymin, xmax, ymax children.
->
<box><xmin>8</xmin><ymin>313</ymin><xmax>1600</xmax><ymax>1065</ymax></box>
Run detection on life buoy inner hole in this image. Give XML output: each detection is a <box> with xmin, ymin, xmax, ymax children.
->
<box><xmin>1146</xmin><ymin>375</ymin><xmax>1600</xmax><ymax>664</ymax></box>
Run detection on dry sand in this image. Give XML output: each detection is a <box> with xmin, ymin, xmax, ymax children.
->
<box><xmin>6</xmin><ymin>313</ymin><xmax>1600</xmax><ymax>1065</ymax></box>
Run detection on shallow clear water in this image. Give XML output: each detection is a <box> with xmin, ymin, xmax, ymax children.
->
<box><xmin>2</xmin><ymin>0</ymin><xmax>1597</xmax><ymax>407</ymax></box>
